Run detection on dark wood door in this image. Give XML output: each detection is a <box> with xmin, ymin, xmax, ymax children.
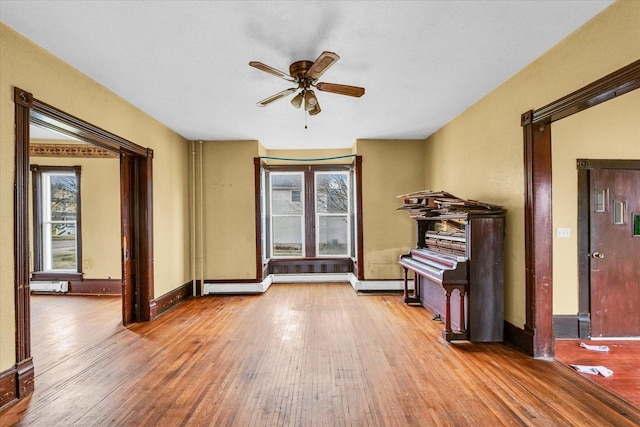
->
<box><xmin>590</xmin><ymin>169</ymin><xmax>640</xmax><ymax>337</ymax></box>
<box><xmin>120</xmin><ymin>153</ymin><xmax>137</xmax><ymax>326</ymax></box>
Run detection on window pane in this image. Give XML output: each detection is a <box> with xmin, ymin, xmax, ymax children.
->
<box><xmin>316</xmin><ymin>173</ymin><xmax>348</xmax><ymax>214</ymax></box>
<box><xmin>594</xmin><ymin>188</ymin><xmax>607</xmax><ymax>213</ymax></box>
<box><xmin>613</xmin><ymin>201</ymin><xmax>626</xmax><ymax>225</ymax></box>
<box><xmin>272</xmin><ymin>216</ymin><xmax>303</xmax><ymax>256</ymax></box>
<box><xmin>50</xmin><ymin>222</ymin><xmax>77</xmax><ymax>270</ymax></box>
<box><xmin>272</xmin><ymin>174</ymin><xmax>303</xmax><ymax>215</ymax></box>
<box><xmin>318</xmin><ymin>216</ymin><xmax>348</xmax><ymax>256</ymax></box>
<box><xmin>50</xmin><ymin>174</ymin><xmax>77</xmax><ymax>221</ymax></box>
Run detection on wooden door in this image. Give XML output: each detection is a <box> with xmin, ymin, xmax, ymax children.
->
<box><xmin>590</xmin><ymin>169</ymin><xmax>640</xmax><ymax>337</ymax></box>
<box><xmin>120</xmin><ymin>153</ymin><xmax>138</xmax><ymax>326</ymax></box>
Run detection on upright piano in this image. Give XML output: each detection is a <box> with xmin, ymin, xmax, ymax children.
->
<box><xmin>398</xmin><ymin>191</ymin><xmax>505</xmax><ymax>342</ymax></box>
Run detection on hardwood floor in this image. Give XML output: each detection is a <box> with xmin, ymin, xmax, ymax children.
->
<box><xmin>555</xmin><ymin>339</ymin><xmax>640</xmax><ymax>408</ymax></box>
<box><xmin>30</xmin><ymin>295</ymin><xmax>123</xmax><ymax>375</ymax></box>
<box><xmin>2</xmin><ymin>284</ymin><xmax>639</xmax><ymax>426</ymax></box>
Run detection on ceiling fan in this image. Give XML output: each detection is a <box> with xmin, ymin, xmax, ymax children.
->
<box><xmin>249</xmin><ymin>51</ymin><xmax>365</xmax><ymax>116</ymax></box>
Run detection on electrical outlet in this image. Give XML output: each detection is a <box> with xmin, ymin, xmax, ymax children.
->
<box><xmin>556</xmin><ymin>227</ymin><xmax>571</xmax><ymax>238</ymax></box>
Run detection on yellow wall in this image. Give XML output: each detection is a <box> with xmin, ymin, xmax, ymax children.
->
<box><xmin>198</xmin><ymin>142</ymin><xmax>423</xmax><ymax>282</ymax></box>
<box><xmin>355</xmin><ymin>139</ymin><xmax>425</xmax><ymax>279</ymax></box>
<box><xmin>200</xmin><ymin>140</ymin><xmax>261</xmax><ymax>280</ymax></box>
<box><xmin>198</xmin><ymin>145</ymin><xmax>358</xmax><ymax>281</ymax></box>
<box><xmin>423</xmin><ymin>0</ymin><xmax>640</xmax><ymax>327</ymax></box>
<box><xmin>0</xmin><ymin>23</ymin><xmax>191</xmax><ymax>370</ymax></box>
<box><xmin>551</xmin><ymin>89</ymin><xmax>640</xmax><ymax>314</ymax></box>
<box><xmin>29</xmin><ymin>152</ymin><xmax>122</xmax><ymax>280</ymax></box>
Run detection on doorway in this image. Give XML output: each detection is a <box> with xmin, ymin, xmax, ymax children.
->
<box><xmin>28</xmin><ymin>124</ymin><xmax>124</xmax><ymax>371</ymax></box>
<box><xmin>521</xmin><ymin>59</ymin><xmax>640</xmax><ymax>357</ymax></box>
<box><xmin>13</xmin><ymin>87</ymin><xmax>155</xmax><ymax>398</ymax></box>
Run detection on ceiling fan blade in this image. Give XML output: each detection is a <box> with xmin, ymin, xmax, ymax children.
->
<box><xmin>249</xmin><ymin>61</ymin><xmax>295</xmax><ymax>82</ymax></box>
<box><xmin>256</xmin><ymin>88</ymin><xmax>297</xmax><ymax>107</ymax></box>
<box><xmin>316</xmin><ymin>82</ymin><xmax>365</xmax><ymax>97</ymax></box>
<box><xmin>306</xmin><ymin>51</ymin><xmax>340</xmax><ymax>80</ymax></box>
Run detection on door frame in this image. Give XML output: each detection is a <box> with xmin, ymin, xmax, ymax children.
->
<box><xmin>576</xmin><ymin>159</ymin><xmax>640</xmax><ymax>338</ymax></box>
<box><xmin>521</xmin><ymin>59</ymin><xmax>640</xmax><ymax>357</ymax></box>
<box><xmin>13</xmin><ymin>87</ymin><xmax>155</xmax><ymax>398</ymax></box>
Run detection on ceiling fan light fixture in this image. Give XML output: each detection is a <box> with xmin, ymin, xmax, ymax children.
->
<box><xmin>308</xmin><ymin>102</ymin><xmax>321</xmax><ymax>116</ymax></box>
<box><xmin>305</xmin><ymin>90</ymin><xmax>318</xmax><ymax>111</ymax></box>
<box><xmin>290</xmin><ymin>92</ymin><xmax>304</xmax><ymax>108</ymax></box>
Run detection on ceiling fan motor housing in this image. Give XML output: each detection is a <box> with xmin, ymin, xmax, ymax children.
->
<box><xmin>289</xmin><ymin>60</ymin><xmax>315</xmax><ymax>80</ymax></box>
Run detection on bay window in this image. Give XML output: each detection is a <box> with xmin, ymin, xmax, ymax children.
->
<box><xmin>259</xmin><ymin>159</ymin><xmax>361</xmax><ymax>276</ymax></box>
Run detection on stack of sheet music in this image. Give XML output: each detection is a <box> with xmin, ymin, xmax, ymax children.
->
<box><xmin>396</xmin><ymin>190</ymin><xmax>504</xmax><ymax>218</ymax></box>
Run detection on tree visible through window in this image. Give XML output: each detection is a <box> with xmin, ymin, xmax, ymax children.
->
<box><xmin>45</xmin><ymin>173</ymin><xmax>78</xmax><ymax>270</ymax></box>
<box><xmin>316</xmin><ymin>172</ymin><xmax>350</xmax><ymax>256</ymax></box>
<box><xmin>31</xmin><ymin>165</ymin><xmax>82</xmax><ymax>276</ymax></box>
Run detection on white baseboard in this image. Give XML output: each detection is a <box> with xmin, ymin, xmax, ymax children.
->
<box><xmin>204</xmin><ymin>275</ymin><xmax>273</xmax><ymax>295</ymax></box>
<box><xmin>204</xmin><ymin>273</ymin><xmax>412</xmax><ymax>295</ymax></box>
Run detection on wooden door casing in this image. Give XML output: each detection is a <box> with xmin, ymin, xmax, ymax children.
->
<box><xmin>11</xmin><ymin>86</ymin><xmax>156</xmax><ymax>404</ymax></box>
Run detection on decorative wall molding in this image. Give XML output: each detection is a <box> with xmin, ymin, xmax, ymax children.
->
<box><xmin>30</xmin><ymin>143</ymin><xmax>118</xmax><ymax>158</ymax></box>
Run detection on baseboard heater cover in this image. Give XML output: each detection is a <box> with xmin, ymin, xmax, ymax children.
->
<box><xmin>204</xmin><ymin>274</ymin><xmax>411</xmax><ymax>295</ymax></box>
<box><xmin>30</xmin><ymin>280</ymin><xmax>69</xmax><ymax>293</ymax></box>
<box><xmin>204</xmin><ymin>275</ymin><xmax>273</xmax><ymax>295</ymax></box>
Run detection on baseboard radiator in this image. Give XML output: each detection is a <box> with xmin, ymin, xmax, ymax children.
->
<box><xmin>30</xmin><ymin>280</ymin><xmax>69</xmax><ymax>293</ymax></box>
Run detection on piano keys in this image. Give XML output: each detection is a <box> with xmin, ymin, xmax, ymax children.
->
<box><xmin>399</xmin><ymin>211</ymin><xmax>506</xmax><ymax>342</ymax></box>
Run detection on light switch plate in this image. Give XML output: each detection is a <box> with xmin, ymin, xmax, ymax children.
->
<box><xmin>556</xmin><ymin>227</ymin><xmax>571</xmax><ymax>238</ymax></box>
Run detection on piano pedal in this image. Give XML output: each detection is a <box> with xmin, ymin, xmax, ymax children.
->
<box><xmin>432</xmin><ymin>314</ymin><xmax>442</xmax><ymax>322</ymax></box>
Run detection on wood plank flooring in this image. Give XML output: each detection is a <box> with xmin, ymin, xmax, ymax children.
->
<box><xmin>555</xmin><ymin>339</ymin><xmax>640</xmax><ymax>408</ymax></box>
<box><xmin>30</xmin><ymin>295</ymin><xmax>123</xmax><ymax>375</ymax></box>
<box><xmin>2</xmin><ymin>284</ymin><xmax>640</xmax><ymax>426</ymax></box>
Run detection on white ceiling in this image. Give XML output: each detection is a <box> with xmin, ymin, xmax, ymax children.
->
<box><xmin>1</xmin><ymin>1</ymin><xmax>613</xmax><ymax>149</ymax></box>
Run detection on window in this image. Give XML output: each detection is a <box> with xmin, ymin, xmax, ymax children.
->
<box><xmin>270</xmin><ymin>172</ymin><xmax>304</xmax><ymax>257</ymax></box>
<box><xmin>265</xmin><ymin>167</ymin><xmax>354</xmax><ymax>259</ymax></box>
<box><xmin>31</xmin><ymin>165</ymin><xmax>82</xmax><ymax>278</ymax></box>
<box><xmin>315</xmin><ymin>172</ymin><xmax>350</xmax><ymax>256</ymax></box>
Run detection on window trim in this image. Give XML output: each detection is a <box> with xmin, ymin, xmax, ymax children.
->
<box><xmin>31</xmin><ymin>165</ymin><xmax>83</xmax><ymax>280</ymax></box>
